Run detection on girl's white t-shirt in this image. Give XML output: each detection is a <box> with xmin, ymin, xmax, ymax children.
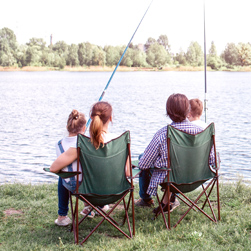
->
<box><xmin>55</xmin><ymin>132</ymin><xmax>119</xmax><ymax>182</ymax></box>
<box><xmin>191</xmin><ymin>120</ymin><xmax>208</xmax><ymax>129</ymax></box>
<box><xmin>101</xmin><ymin>132</ymin><xmax>119</xmax><ymax>143</ymax></box>
<box><xmin>56</xmin><ymin>135</ymin><xmax>82</xmax><ymax>182</ymax></box>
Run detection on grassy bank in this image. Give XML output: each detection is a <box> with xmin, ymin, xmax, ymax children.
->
<box><xmin>1</xmin><ymin>65</ymin><xmax>251</xmax><ymax>72</ymax></box>
<box><xmin>0</xmin><ymin>181</ymin><xmax>250</xmax><ymax>250</ymax></box>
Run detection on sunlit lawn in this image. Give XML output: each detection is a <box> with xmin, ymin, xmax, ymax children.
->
<box><xmin>0</xmin><ymin>180</ymin><xmax>250</xmax><ymax>250</ymax></box>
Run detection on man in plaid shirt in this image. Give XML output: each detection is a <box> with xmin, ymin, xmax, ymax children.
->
<box><xmin>135</xmin><ymin>93</ymin><xmax>214</xmax><ymax>208</ymax></box>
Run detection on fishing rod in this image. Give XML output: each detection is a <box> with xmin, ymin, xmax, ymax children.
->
<box><xmin>85</xmin><ymin>0</ymin><xmax>154</xmax><ymax>130</ymax></box>
<box><xmin>203</xmin><ymin>0</ymin><xmax>207</xmax><ymax>123</ymax></box>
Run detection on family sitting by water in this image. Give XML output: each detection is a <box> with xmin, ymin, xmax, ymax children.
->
<box><xmin>50</xmin><ymin>93</ymin><xmax>212</xmax><ymax>227</ymax></box>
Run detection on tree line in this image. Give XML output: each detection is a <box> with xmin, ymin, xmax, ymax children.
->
<box><xmin>1</xmin><ymin>27</ymin><xmax>251</xmax><ymax>70</ymax></box>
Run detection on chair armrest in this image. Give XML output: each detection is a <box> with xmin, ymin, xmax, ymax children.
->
<box><xmin>132</xmin><ymin>168</ymin><xmax>141</xmax><ymax>178</ymax></box>
<box><xmin>127</xmin><ymin>168</ymin><xmax>141</xmax><ymax>180</ymax></box>
<box><xmin>43</xmin><ymin>168</ymin><xmax>81</xmax><ymax>178</ymax></box>
<box><xmin>150</xmin><ymin>167</ymin><xmax>170</xmax><ymax>171</ymax></box>
<box><xmin>130</xmin><ymin>158</ymin><xmax>169</xmax><ymax>179</ymax></box>
<box><xmin>131</xmin><ymin>160</ymin><xmax>139</xmax><ymax>167</ymax></box>
<box><xmin>129</xmin><ymin>159</ymin><xmax>141</xmax><ymax>178</ymax></box>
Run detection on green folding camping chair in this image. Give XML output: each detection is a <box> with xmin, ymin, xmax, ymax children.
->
<box><xmin>154</xmin><ymin>123</ymin><xmax>220</xmax><ymax>229</ymax></box>
<box><xmin>44</xmin><ymin>131</ymin><xmax>139</xmax><ymax>245</ymax></box>
<box><xmin>70</xmin><ymin>131</ymin><xmax>138</xmax><ymax>245</ymax></box>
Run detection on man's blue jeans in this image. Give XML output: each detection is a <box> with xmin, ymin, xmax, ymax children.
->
<box><xmin>138</xmin><ymin>152</ymin><xmax>154</xmax><ymax>201</ymax></box>
<box><xmin>139</xmin><ymin>169</ymin><xmax>153</xmax><ymax>200</ymax></box>
<box><xmin>58</xmin><ymin>177</ymin><xmax>69</xmax><ymax>216</ymax></box>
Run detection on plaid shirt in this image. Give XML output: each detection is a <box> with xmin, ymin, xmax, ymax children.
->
<box><xmin>139</xmin><ymin>119</ymin><xmax>214</xmax><ymax>196</ymax></box>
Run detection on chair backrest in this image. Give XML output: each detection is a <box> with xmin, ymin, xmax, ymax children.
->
<box><xmin>76</xmin><ymin>131</ymin><xmax>131</xmax><ymax>205</ymax></box>
<box><xmin>167</xmin><ymin>123</ymin><xmax>216</xmax><ymax>192</ymax></box>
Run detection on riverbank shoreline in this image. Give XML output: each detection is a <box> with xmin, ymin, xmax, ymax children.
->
<box><xmin>1</xmin><ymin>65</ymin><xmax>251</xmax><ymax>72</ymax></box>
<box><xmin>0</xmin><ymin>65</ymin><xmax>207</xmax><ymax>72</ymax></box>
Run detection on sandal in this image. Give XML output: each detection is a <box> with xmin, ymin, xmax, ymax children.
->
<box><xmin>80</xmin><ymin>206</ymin><xmax>95</xmax><ymax>218</ymax></box>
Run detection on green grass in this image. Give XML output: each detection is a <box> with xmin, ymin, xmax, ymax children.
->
<box><xmin>0</xmin><ymin>181</ymin><xmax>250</xmax><ymax>250</ymax></box>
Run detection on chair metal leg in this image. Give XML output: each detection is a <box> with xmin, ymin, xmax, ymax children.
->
<box><xmin>201</xmin><ymin>183</ymin><xmax>217</xmax><ymax>222</ymax></box>
<box><xmin>121</xmin><ymin>189</ymin><xmax>135</xmax><ymax>236</ymax></box>
<box><xmin>167</xmin><ymin>184</ymin><xmax>171</xmax><ymax>229</ymax></box>
<box><xmin>131</xmin><ymin>189</ymin><xmax>135</xmax><ymax>236</ymax></box>
<box><xmin>121</xmin><ymin>191</ymin><xmax>132</xmax><ymax>226</ymax></box>
<box><xmin>201</xmin><ymin>179</ymin><xmax>216</xmax><ymax>210</ymax></box>
<box><xmin>175</xmin><ymin>194</ymin><xmax>197</xmax><ymax>212</ymax></box>
<box><xmin>77</xmin><ymin>192</ymin><xmax>133</xmax><ymax>245</ymax></box>
<box><xmin>201</xmin><ymin>176</ymin><xmax>220</xmax><ymax>222</ymax></box>
<box><xmin>171</xmin><ymin>182</ymin><xmax>216</xmax><ymax>228</ymax></box>
<box><xmin>69</xmin><ymin>192</ymin><xmax>77</xmax><ymax>243</ymax></box>
<box><xmin>155</xmin><ymin>193</ymin><xmax>169</xmax><ymax>229</ymax></box>
<box><xmin>216</xmin><ymin>175</ymin><xmax>221</xmax><ymax>221</ymax></box>
<box><xmin>76</xmin><ymin>197</ymin><xmax>79</xmax><ymax>244</ymax></box>
<box><xmin>123</xmin><ymin>198</ymin><xmax>132</xmax><ymax>238</ymax></box>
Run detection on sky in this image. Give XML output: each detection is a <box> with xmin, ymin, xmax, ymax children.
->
<box><xmin>1</xmin><ymin>0</ymin><xmax>251</xmax><ymax>54</ymax></box>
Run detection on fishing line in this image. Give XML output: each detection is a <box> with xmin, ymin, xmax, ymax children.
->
<box><xmin>203</xmin><ymin>0</ymin><xmax>207</xmax><ymax>123</ymax></box>
<box><xmin>85</xmin><ymin>0</ymin><xmax>154</xmax><ymax>130</ymax></box>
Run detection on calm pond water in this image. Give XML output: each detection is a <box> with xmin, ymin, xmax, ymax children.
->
<box><xmin>0</xmin><ymin>71</ymin><xmax>250</xmax><ymax>185</ymax></box>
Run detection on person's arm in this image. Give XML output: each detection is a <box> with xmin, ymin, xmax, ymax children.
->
<box><xmin>209</xmin><ymin>146</ymin><xmax>216</xmax><ymax>167</ymax></box>
<box><xmin>50</xmin><ymin>147</ymin><xmax>77</xmax><ymax>173</ymax></box>
<box><xmin>125</xmin><ymin>158</ymin><xmax>131</xmax><ymax>177</ymax></box>
<box><xmin>138</xmin><ymin>130</ymin><xmax>161</xmax><ymax>170</ymax></box>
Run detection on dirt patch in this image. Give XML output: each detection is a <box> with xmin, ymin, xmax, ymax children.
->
<box><xmin>4</xmin><ymin>208</ymin><xmax>23</xmax><ymax>216</ymax></box>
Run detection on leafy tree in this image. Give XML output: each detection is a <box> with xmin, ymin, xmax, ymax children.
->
<box><xmin>25</xmin><ymin>38</ymin><xmax>48</xmax><ymax>66</ymax></box>
<box><xmin>144</xmin><ymin>37</ymin><xmax>156</xmax><ymax>51</ymax></box>
<box><xmin>49</xmin><ymin>52</ymin><xmax>66</xmax><ymax>69</ymax></box>
<box><xmin>129</xmin><ymin>43</ymin><xmax>138</xmax><ymax>49</ymax></box>
<box><xmin>186</xmin><ymin>41</ymin><xmax>203</xmax><ymax>66</ymax></box>
<box><xmin>0</xmin><ymin>27</ymin><xmax>18</xmax><ymax>66</ymax></box>
<box><xmin>58</xmin><ymin>57</ymin><xmax>66</xmax><ymax>69</ymax></box>
<box><xmin>5</xmin><ymin>25</ymin><xmax>251</xmax><ymax>70</ymax></box>
<box><xmin>26</xmin><ymin>38</ymin><xmax>46</xmax><ymax>50</ymax></box>
<box><xmin>67</xmin><ymin>44</ymin><xmax>79</xmax><ymax>66</ymax></box>
<box><xmin>15</xmin><ymin>44</ymin><xmax>27</xmax><ymax>67</ymax></box>
<box><xmin>146</xmin><ymin>42</ymin><xmax>170</xmax><ymax>67</ymax></box>
<box><xmin>237</xmin><ymin>42</ymin><xmax>251</xmax><ymax>66</ymax></box>
<box><xmin>221</xmin><ymin>43</ymin><xmax>239</xmax><ymax>65</ymax></box>
<box><xmin>207</xmin><ymin>41</ymin><xmax>222</xmax><ymax>70</ymax></box>
<box><xmin>119</xmin><ymin>46</ymin><xmax>147</xmax><ymax>67</ymax></box>
<box><xmin>92</xmin><ymin>45</ymin><xmax>106</xmax><ymax>66</ymax></box>
<box><xmin>174</xmin><ymin>48</ymin><xmax>187</xmax><ymax>65</ymax></box>
<box><xmin>0</xmin><ymin>27</ymin><xmax>17</xmax><ymax>52</ymax></box>
<box><xmin>40</xmin><ymin>49</ymin><xmax>52</xmax><ymax>66</ymax></box>
<box><xmin>104</xmin><ymin>45</ymin><xmax>120</xmax><ymax>66</ymax></box>
<box><xmin>120</xmin><ymin>47</ymin><xmax>133</xmax><ymax>67</ymax></box>
<box><xmin>207</xmin><ymin>57</ymin><xmax>223</xmax><ymax>70</ymax></box>
<box><xmin>45</xmin><ymin>52</ymin><xmax>55</xmax><ymax>67</ymax></box>
<box><xmin>25</xmin><ymin>47</ymin><xmax>42</xmax><ymax>66</ymax></box>
<box><xmin>157</xmin><ymin>34</ymin><xmax>171</xmax><ymax>52</ymax></box>
<box><xmin>131</xmin><ymin>49</ymin><xmax>147</xmax><ymax>67</ymax></box>
<box><xmin>78</xmin><ymin>42</ymin><xmax>93</xmax><ymax>66</ymax></box>
<box><xmin>0</xmin><ymin>50</ymin><xmax>17</xmax><ymax>66</ymax></box>
<box><xmin>208</xmin><ymin>41</ymin><xmax>217</xmax><ymax>56</ymax></box>
<box><xmin>52</xmin><ymin>41</ymin><xmax>68</xmax><ymax>56</ymax></box>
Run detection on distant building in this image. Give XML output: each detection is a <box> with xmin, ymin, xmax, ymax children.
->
<box><xmin>50</xmin><ymin>34</ymin><xmax>53</xmax><ymax>46</ymax></box>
